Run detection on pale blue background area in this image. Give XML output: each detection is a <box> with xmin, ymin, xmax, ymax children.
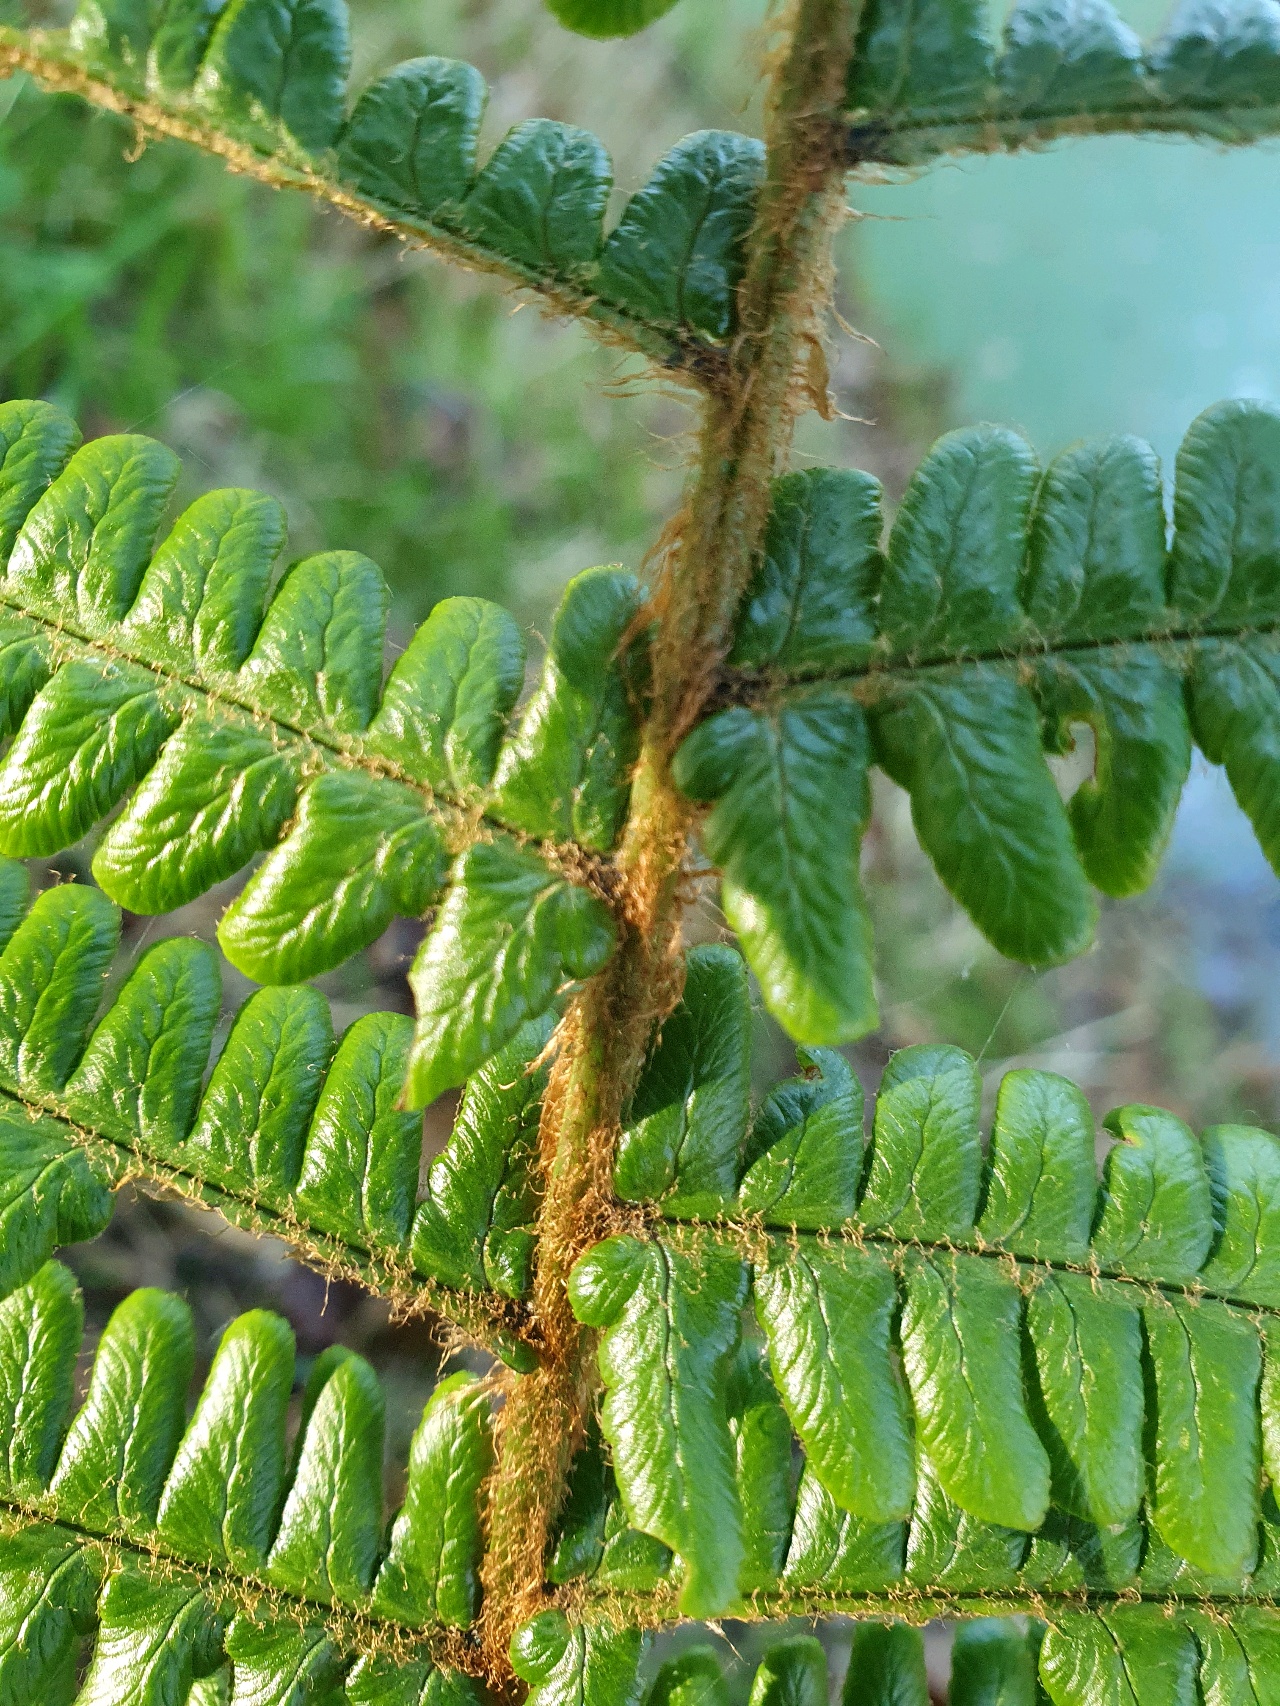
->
<box><xmin>851</xmin><ymin>133</ymin><xmax>1280</xmax><ymax>469</ymax></box>
<box><xmin>848</xmin><ymin>0</ymin><xmax>1280</xmax><ymax>470</ymax></box>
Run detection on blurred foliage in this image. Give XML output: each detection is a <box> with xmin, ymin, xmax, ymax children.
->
<box><xmin>0</xmin><ymin>78</ymin><xmax>656</xmax><ymax>628</ymax></box>
<box><xmin>0</xmin><ymin>0</ymin><xmax>773</xmax><ymax>629</ymax></box>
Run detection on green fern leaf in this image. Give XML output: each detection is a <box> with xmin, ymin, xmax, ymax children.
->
<box><xmin>645</xmin><ymin>1647</ymin><xmax>732</xmax><ymax>1706</ymax></box>
<box><xmin>567</xmin><ymin>1234</ymin><xmax>749</xmax><ymax>1617</ymax></box>
<box><xmin>0</xmin><ymin>1265</ymin><xmax>494</xmax><ymax>1694</ymax></box>
<box><xmin>368</xmin><ymin>1372</ymin><xmax>494</xmax><ymax>1628</ymax></box>
<box><xmin>672</xmin><ymin>691</ymin><xmax>877</xmax><ymax>1047</ymax></box>
<box><xmin>737</xmin><ymin>1048</ymin><xmax>863</xmax><ymax>1226</ymax></box>
<box><xmin>544</xmin><ymin>1418</ymin><xmax>675</xmax><ymax>1594</ymax></box>
<box><xmin>551</xmin><ymin>950</ymin><xmax>1280</xmax><ymax>1626</ymax></box>
<box><xmin>728</xmin><ymin>1340</ymin><xmax>795</xmax><ymax>1594</ymax></box>
<box><xmin>746</xmin><ymin>1639</ymin><xmax>828</xmax><ymax>1706</ymax></box>
<box><xmin>50</xmin><ymin>1288</ymin><xmax>195</xmax><ymax>1539</ymax></box>
<box><xmin>154</xmin><ymin>1308</ymin><xmax>295</xmax><ymax>1571</ymax></box>
<box><xmin>613</xmin><ymin>944</ymin><xmax>751</xmax><ymax>1215</ymax></box>
<box><xmin>194</xmin><ymin>0</ymin><xmax>350</xmax><ymax>153</ymax></box>
<box><xmin>0</xmin><ymin>17</ymin><xmax>762</xmax><ymax>368</ymax></box>
<box><xmin>510</xmin><ymin>1612</ymin><xmax>646</xmax><ymax>1706</ymax></box>
<box><xmin>457</xmin><ymin>121</ymin><xmax>611</xmax><ymax>279</ymax></box>
<box><xmin>488</xmin><ymin>567</ymin><xmax>643</xmax><ymax>853</ymax></box>
<box><xmin>846</xmin><ymin>0</ymin><xmax>1280</xmax><ymax>162</ymax></box>
<box><xmin>541</xmin><ymin>0</ymin><xmax>683</xmax><ymax>40</ymax></box>
<box><xmin>843</xmin><ymin>1624</ymin><xmax>931</xmax><ymax>1706</ymax></box>
<box><xmin>345</xmin><ymin>1654</ymin><xmax>486</xmax><ymax>1706</ymax></box>
<box><xmin>411</xmin><ymin>1016</ymin><xmax>554</xmax><ymax>1299</ymax></box>
<box><xmin>0</xmin><ymin>399</ymin><xmax>639</xmax><ymax>1093</ymax></box>
<box><xmin>686</xmin><ymin>400</ymin><xmax>1280</xmax><ymax>1045</ymax></box>
<box><xmin>405</xmin><ymin>837</ymin><xmax>616</xmax><ymax>1109</ymax></box>
<box><xmin>0</xmin><ymin>1111</ymin><xmax>113</xmax><ymax>1298</ymax></box>
<box><xmin>502</xmin><ymin>1610</ymin><xmax>1280</xmax><ymax>1706</ymax></box>
<box><xmin>592</xmin><ymin>133</ymin><xmax>765</xmax><ymax>343</ymax></box>
<box><xmin>216</xmin><ymin>770</ymin><xmax>449</xmax><ymax>986</ymax></box>
<box><xmin>752</xmin><ymin>1241</ymin><xmax>915</xmax><ymax>1526</ymax></box>
<box><xmin>0</xmin><ymin>864</ymin><xmax>551</xmax><ymax>1364</ymax></box>
<box><xmin>949</xmin><ymin>1620</ymin><xmax>1040</xmax><ymax>1706</ymax></box>
<box><xmin>337</xmin><ymin>58</ymin><xmax>485</xmax><ymax>217</ymax></box>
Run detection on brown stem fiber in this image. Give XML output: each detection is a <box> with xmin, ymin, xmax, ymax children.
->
<box><xmin>476</xmin><ymin>0</ymin><xmax>865</xmax><ymax>1687</ymax></box>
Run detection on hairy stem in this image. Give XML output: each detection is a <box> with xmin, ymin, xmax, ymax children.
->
<box><xmin>476</xmin><ymin>0</ymin><xmax>862</xmax><ymax>1684</ymax></box>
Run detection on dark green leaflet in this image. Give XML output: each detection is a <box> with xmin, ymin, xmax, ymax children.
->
<box><xmin>613</xmin><ymin>945</ymin><xmax>752</xmax><ymax>1216</ymax></box>
<box><xmin>687</xmin><ymin>400</ymin><xmax>1280</xmax><ymax>1045</ymax></box>
<box><xmin>673</xmin><ymin>689</ymin><xmax>877</xmax><ymax>1049</ymax></box>
<box><xmin>541</xmin><ymin>0</ymin><xmax>683</xmax><ymax>39</ymax></box>
<box><xmin>10</xmin><ymin>0</ymin><xmax>1280</xmax><ymax>1690</ymax></box>
<box><xmin>2</xmin><ymin>14</ymin><xmax>762</xmax><ymax>364</ymax></box>
<box><xmin>411</xmin><ymin>1016</ymin><xmax>554</xmax><ymax>1300</ymax></box>
<box><xmin>553</xmin><ymin>955</ymin><xmax>1280</xmax><ymax>1618</ymax></box>
<box><xmin>404</xmin><ymin>836</ymin><xmax>615</xmax><ymax>1110</ymax></box>
<box><xmin>567</xmin><ymin>1210</ymin><xmax>1280</xmax><ymax>1609</ymax></box>
<box><xmin>0</xmin><ymin>861</ymin><xmax>550</xmax><ymax>1366</ymax></box>
<box><xmin>845</xmin><ymin>0</ymin><xmax>1280</xmax><ymax>164</ymax></box>
<box><xmin>0</xmin><ymin>400</ymin><xmax>636</xmax><ymax>1099</ymax></box>
<box><xmin>0</xmin><ymin>1269</ymin><xmax>492</xmax><ymax>1697</ymax></box>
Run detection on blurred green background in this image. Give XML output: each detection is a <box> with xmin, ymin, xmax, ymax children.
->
<box><xmin>10</xmin><ymin>2</ymin><xmax>1280</xmax><ymax>1684</ymax></box>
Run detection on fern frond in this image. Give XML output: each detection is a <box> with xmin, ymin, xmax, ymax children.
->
<box><xmin>512</xmin><ymin>1615</ymin><xmax>1280</xmax><ymax>1706</ymax></box>
<box><xmin>0</xmin><ymin>399</ymin><xmax>636</xmax><ymax>1101</ymax></box>
<box><xmin>679</xmin><ymin>399</ymin><xmax>1280</xmax><ymax>1044</ymax></box>
<box><xmin>550</xmin><ymin>945</ymin><xmax>1280</xmax><ymax>1625</ymax></box>
<box><xmin>0</xmin><ymin>1264</ymin><xmax>495</xmax><ymax>1699</ymax></box>
<box><xmin>844</xmin><ymin>0</ymin><xmax>1280</xmax><ymax>165</ymax></box>
<box><xmin>0</xmin><ymin>18</ymin><xmax>763</xmax><ymax>380</ymax></box>
<box><xmin>0</xmin><ymin>862</ymin><xmax>554</xmax><ymax>1366</ymax></box>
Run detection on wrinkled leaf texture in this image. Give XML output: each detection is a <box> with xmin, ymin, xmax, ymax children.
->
<box><xmin>7</xmin><ymin>0</ymin><xmax>762</xmax><ymax>358</ymax></box>
<box><xmin>845</xmin><ymin>0</ymin><xmax>1280</xmax><ymax>163</ymax></box>
<box><xmin>0</xmin><ymin>857</ymin><xmax>552</xmax><ymax>1367</ymax></box>
<box><xmin>682</xmin><ymin>400</ymin><xmax>1280</xmax><ymax>1045</ymax></box>
<box><xmin>512</xmin><ymin>1595</ymin><xmax>1280</xmax><ymax>1706</ymax></box>
<box><xmin>559</xmin><ymin>950</ymin><xmax>1280</xmax><ymax>1632</ymax></box>
<box><xmin>0</xmin><ymin>400</ymin><xmax>633</xmax><ymax>1103</ymax></box>
<box><xmin>0</xmin><ymin>1265</ymin><xmax>493</xmax><ymax>1699</ymax></box>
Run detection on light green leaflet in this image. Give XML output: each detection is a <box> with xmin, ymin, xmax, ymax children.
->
<box><xmin>508</xmin><ymin>1609</ymin><xmax>1280</xmax><ymax>1706</ymax></box>
<box><xmin>542</xmin><ymin>0</ymin><xmax>682</xmax><ymax>38</ymax></box>
<box><xmin>0</xmin><ymin>1266</ymin><xmax>492</xmax><ymax>1695</ymax></box>
<box><xmin>568</xmin><ymin>1234</ymin><xmax>749</xmax><ymax>1617</ymax></box>
<box><xmin>0</xmin><ymin>399</ymin><xmax>636</xmax><ymax>1100</ymax></box>
<box><xmin>9</xmin><ymin>395</ymin><xmax>1280</xmax><ymax>1088</ymax></box>
<box><xmin>543</xmin><ymin>948</ymin><xmax>1280</xmax><ymax>1629</ymax></box>
<box><xmin>0</xmin><ymin>860</ymin><xmax>550</xmax><ymax>1368</ymax></box>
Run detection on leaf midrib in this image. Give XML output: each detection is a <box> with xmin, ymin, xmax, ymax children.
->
<box><xmin>0</xmin><ymin>1499</ymin><xmax>456</xmax><ymax>1667</ymax></box>
<box><xmin>0</xmin><ymin>30</ymin><xmax>728</xmax><ymax>388</ymax></box>
<box><xmin>0</xmin><ymin>586</ymin><xmax>613</xmax><ymax>890</ymax></box>
<box><xmin>845</xmin><ymin>92</ymin><xmax>1280</xmax><ymax>162</ymax></box>
<box><xmin>723</xmin><ymin>612</ymin><xmax>1280</xmax><ymax>701</ymax></box>
<box><xmin>0</xmin><ymin>1082</ymin><xmax>533</xmax><ymax>1355</ymax></box>
<box><xmin>565</xmin><ymin>1576</ymin><xmax>1280</xmax><ymax>1622</ymax></box>
<box><xmin>654</xmin><ymin>1210</ymin><xmax>1280</xmax><ymax>1323</ymax></box>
